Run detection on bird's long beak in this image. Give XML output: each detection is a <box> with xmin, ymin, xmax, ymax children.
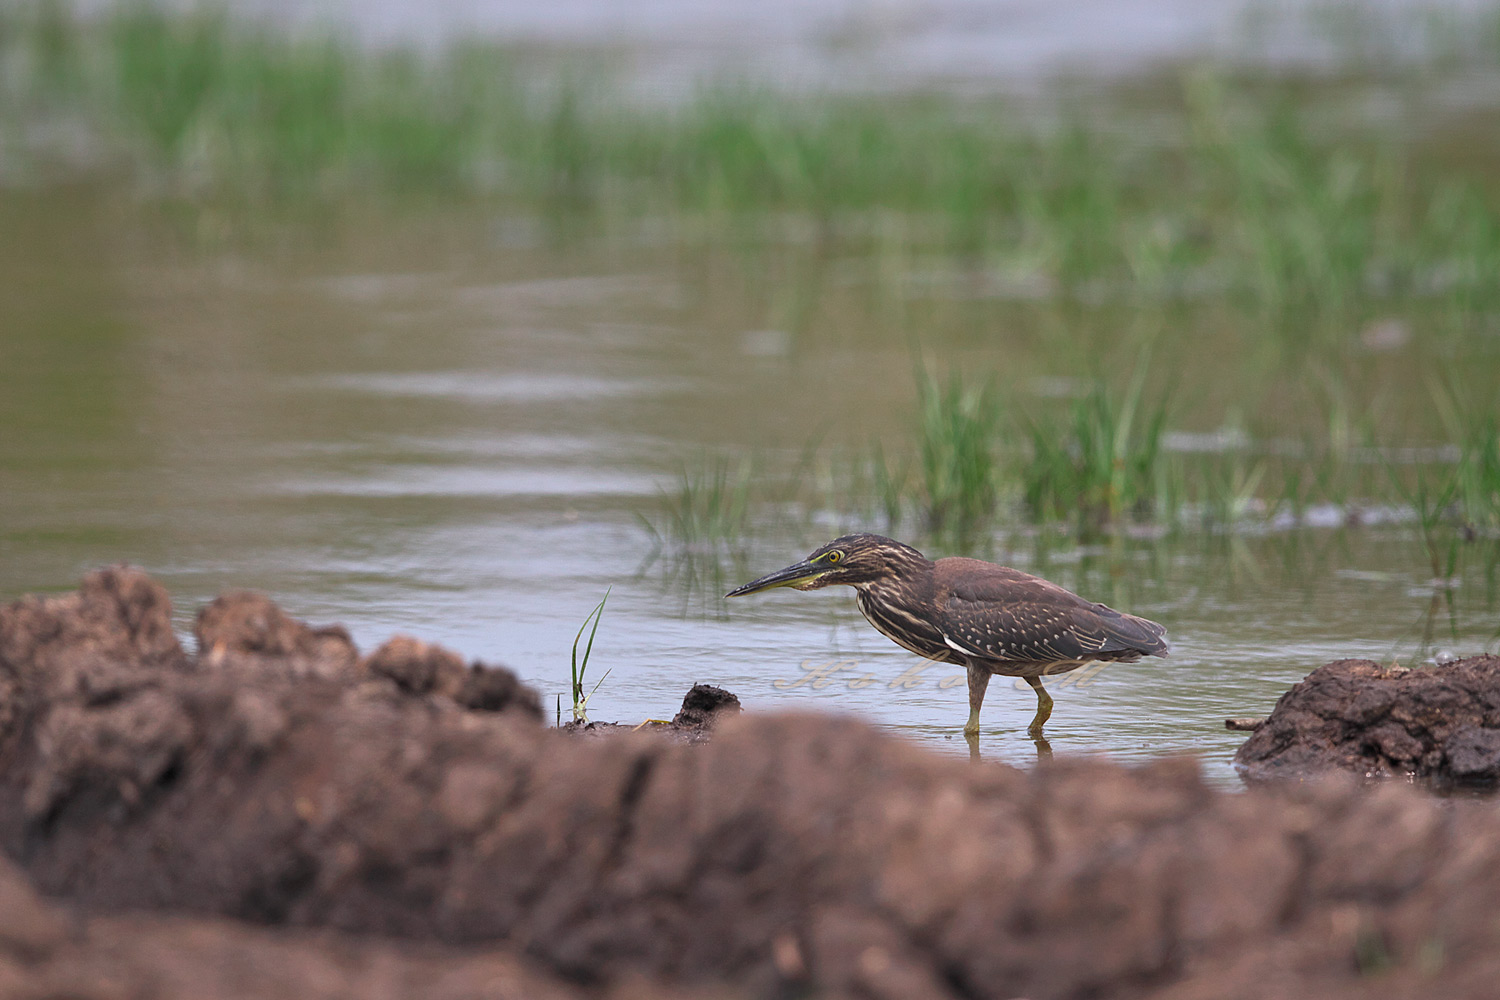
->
<box><xmin>725</xmin><ymin>560</ymin><xmax>823</xmax><ymax>597</ymax></box>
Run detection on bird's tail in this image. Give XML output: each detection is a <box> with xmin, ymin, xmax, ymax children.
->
<box><xmin>1107</xmin><ymin>612</ymin><xmax>1170</xmax><ymax>657</ymax></box>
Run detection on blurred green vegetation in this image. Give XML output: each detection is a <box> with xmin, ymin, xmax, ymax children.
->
<box><xmin>1</xmin><ymin>2</ymin><xmax>1498</xmax><ymax>320</ymax></box>
<box><xmin>5</xmin><ymin>2</ymin><xmax>1500</xmax><ymax>558</ymax></box>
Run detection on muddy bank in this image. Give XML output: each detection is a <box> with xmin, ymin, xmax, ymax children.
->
<box><xmin>6</xmin><ymin>569</ymin><xmax>1500</xmax><ymax>999</ymax></box>
<box><xmin>1235</xmin><ymin>656</ymin><xmax>1500</xmax><ymax>785</ymax></box>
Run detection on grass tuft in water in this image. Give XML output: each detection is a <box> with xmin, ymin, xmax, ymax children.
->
<box><xmin>641</xmin><ymin>454</ymin><xmax>757</xmax><ymax>555</ymax></box>
<box><xmin>866</xmin><ymin>439</ymin><xmax>910</xmax><ymax>530</ymax></box>
<box><xmin>1017</xmin><ymin>361</ymin><xmax>1171</xmax><ymax>533</ymax></box>
<box><xmin>644</xmin><ymin>361</ymin><xmax>1498</xmax><ymax>559</ymax></box>
<box><xmin>1195</xmin><ymin>454</ymin><xmax>1268</xmax><ymax>533</ymax></box>
<box><xmin>914</xmin><ymin>369</ymin><xmax>1003</xmax><ymax>536</ymax></box>
<box><xmin>1431</xmin><ymin>378</ymin><xmax>1500</xmax><ymax>534</ymax></box>
<box><xmin>569</xmin><ymin>588</ymin><xmax>611</xmax><ymax>724</ymax></box>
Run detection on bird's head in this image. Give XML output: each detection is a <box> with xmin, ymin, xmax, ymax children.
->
<box><xmin>725</xmin><ymin>533</ymin><xmax>927</xmax><ymax>597</ymax></box>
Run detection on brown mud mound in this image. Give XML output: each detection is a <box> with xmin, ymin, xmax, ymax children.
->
<box><xmin>563</xmin><ymin>683</ymin><xmax>741</xmax><ymax>743</ymax></box>
<box><xmin>671</xmin><ymin>682</ymin><xmax>741</xmax><ymax>727</ymax></box>
<box><xmin>7</xmin><ymin>569</ymin><xmax>1500</xmax><ymax>999</ymax></box>
<box><xmin>1235</xmin><ymin>656</ymin><xmax>1500</xmax><ymax>785</ymax></box>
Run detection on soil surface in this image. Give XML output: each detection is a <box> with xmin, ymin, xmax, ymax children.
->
<box><xmin>1235</xmin><ymin>656</ymin><xmax>1500</xmax><ymax>786</ymax></box>
<box><xmin>6</xmin><ymin>567</ymin><xmax>1500</xmax><ymax>999</ymax></box>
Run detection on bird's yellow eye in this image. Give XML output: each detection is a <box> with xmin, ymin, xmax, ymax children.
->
<box><xmin>827</xmin><ymin>550</ymin><xmax>843</xmax><ymax>564</ymax></box>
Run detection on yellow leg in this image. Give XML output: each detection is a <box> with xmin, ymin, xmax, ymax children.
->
<box><xmin>1025</xmin><ymin>675</ymin><xmax>1053</xmax><ymax>735</ymax></box>
<box><xmin>963</xmin><ymin>663</ymin><xmax>990</xmax><ymax>735</ymax></box>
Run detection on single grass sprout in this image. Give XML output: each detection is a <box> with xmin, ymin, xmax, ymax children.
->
<box><xmin>569</xmin><ymin>588</ymin><xmax>611</xmax><ymax>724</ymax></box>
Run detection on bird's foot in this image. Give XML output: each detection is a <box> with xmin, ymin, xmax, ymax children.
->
<box><xmin>962</xmin><ymin>707</ymin><xmax>982</xmax><ymax>737</ymax></box>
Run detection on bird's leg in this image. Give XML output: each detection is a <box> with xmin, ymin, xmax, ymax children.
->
<box><xmin>963</xmin><ymin>662</ymin><xmax>990</xmax><ymax>736</ymax></box>
<box><xmin>1025</xmin><ymin>675</ymin><xmax>1053</xmax><ymax>735</ymax></box>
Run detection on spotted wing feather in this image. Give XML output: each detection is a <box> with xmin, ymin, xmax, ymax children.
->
<box><xmin>934</xmin><ymin>558</ymin><xmax>1167</xmax><ymax>664</ymax></box>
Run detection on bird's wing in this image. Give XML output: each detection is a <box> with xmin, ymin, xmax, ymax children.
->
<box><xmin>936</xmin><ymin>559</ymin><xmax>1167</xmax><ymax>663</ymax></box>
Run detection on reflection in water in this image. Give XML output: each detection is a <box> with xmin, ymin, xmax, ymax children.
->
<box><xmin>1</xmin><ymin>192</ymin><xmax>1498</xmax><ymax>790</ymax></box>
<box><xmin>965</xmin><ymin>729</ymin><xmax>1053</xmax><ymax>764</ymax></box>
<box><xmin>963</xmin><ymin>729</ymin><xmax>1055</xmax><ymax>766</ymax></box>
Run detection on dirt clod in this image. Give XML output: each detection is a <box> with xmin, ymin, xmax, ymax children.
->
<box><xmin>1234</xmin><ymin>656</ymin><xmax>1500</xmax><ymax>785</ymax></box>
<box><xmin>365</xmin><ymin>635</ymin><xmax>542</xmax><ymax>717</ymax></box>
<box><xmin>672</xmin><ymin>683</ymin><xmax>741</xmax><ymax>729</ymax></box>
<box><xmin>198</xmin><ymin>590</ymin><xmax>358</xmax><ymax>680</ymax></box>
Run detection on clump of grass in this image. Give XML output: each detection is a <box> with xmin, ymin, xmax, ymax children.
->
<box><xmin>1194</xmin><ymin>454</ymin><xmax>1268</xmax><ymax>532</ymax></box>
<box><xmin>1432</xmin><ymin>379</ymin><xmax>1500</xmax><ymax>534</ymax></box>
<box><xmin>866</xmin><ymin>440</ymin><xmax>910</xmax><ymax>529</ymax></box>
<box><xmin>567</xmin><ymin>588</ymin><xmax>610</xmax><ymax>724</ymax></box>
<box><xmin>915</xmin><ymin>369</ymin><xmax>1003</xmax><ymax>534</ymax></box>
<box><xmin>643</xmin><ymin>361</ymin><xmax>1495</xmax><ymax>557</ymax></box>
<box><xmin>1017</xmin><ymin>363</ymin><xmax>1170</xmax><ymax>533</ymax></box>
<box><xmin>803</xmin><ymin>442</ymin><xmax>909</xmax><ymax>533</ymax></box>
<box><xmin>640</xmin><ymin>453</ymin><xmax>756</xmax><ymax>555</ymax></box>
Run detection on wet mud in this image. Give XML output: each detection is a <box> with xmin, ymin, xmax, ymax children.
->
<box><xmin>562</xmin><ymin>683</ymin><xmax>742</xmax><ymax>743</ymax></box>
<box><xmin>5</xmin><ymin>568</ymin><xmax>1500</xmax><ymax>999</ymax></box>
<box><xmin>1235</xmin><ymin>656</ymin><xmax>1500</xmax><ymax>786</ymax></box>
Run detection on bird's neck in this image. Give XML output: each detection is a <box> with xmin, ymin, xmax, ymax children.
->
<box><xmin>855</xmin><ymin>559</ymin><xmax>934</xmax><ymax>599</ymax></box>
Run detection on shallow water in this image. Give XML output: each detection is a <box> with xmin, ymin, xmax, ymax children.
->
<box><xmin>2</xmin><ymin>189</ymin><xmax>1497</xmax><ymax>789</ymax></box>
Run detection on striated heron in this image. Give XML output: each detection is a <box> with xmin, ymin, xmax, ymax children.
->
<box><xmin>727</xmin><ymin>533</ymin><xmax>1168</xmax><ymax>737</ymax></box>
